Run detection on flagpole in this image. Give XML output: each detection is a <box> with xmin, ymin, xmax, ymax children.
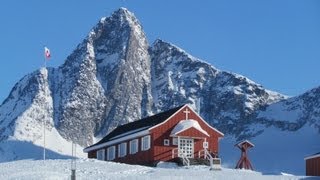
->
<box><xmin>42</xmin><ymin>46</ymin><xmax>51</xmax><ymax>161</ymax></box>
<box><xmin>43</xmin><ymin>48</ymin><xmax>46</xmax><ymax>161</ymax></box>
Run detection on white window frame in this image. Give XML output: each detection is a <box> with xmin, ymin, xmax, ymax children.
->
<box><xmin>118</xmin><ymin>142</ymin><xmax>127</xmax><ymax>158</ymax></box>
<box><xmin>107</xmin><ymin>146</ymin><xmax>115</xmax><ymax>160</ymax></box>
<box><xmin>141</xmin><ymin>135</ymin><xmax>151</xmax><ymax>151</ymax></box>
<box><xmin>130</xmin><ymin>139</ymin><xmax>139</xmax><ymax>154</ymax></box>
<box><xmin>164</xmin><ymin>139</ymin><xmax>170</xmax><ymax>146</ymax></box>
<box><xmin>179</xmin><ymin>138</ymin><xmax>194</xmax><ymax>158</ymax></box>
<box><xmin>172</xmin><ymin>137</ymin><xmax>178</xmax><ymax>145</ymax></box>
<box><xmin>203</xmin><ymin>142</ymin><xmax>209</xmax><ymax>149</ymax></box>
<box><xmin>97</xmin><ymin>149</ymin><xmax>105</xmax><ymax>161</ymax></box>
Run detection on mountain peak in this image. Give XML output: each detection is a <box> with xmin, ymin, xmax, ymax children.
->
<box><xmin>152</xmin><ymin>39</ymin><xmax>189</xmax><ymax>56</ymax></box>
<box><xmin>91</xmin><ymin>7</ymin><xmax>143</xmax><ymax>42</ymax></box>
<box><xmin>152</xmin><ymin>39</ymin><xmax>213</xmax><ymax>67</ymax></box>
<box><xmin>113</xmin><ymin>7</ymin><xmax>131</xmax><ymax>17</ymax></box>
<box><xmin>153</xmin><ymin>39</ymin><xmax>174</xmax><ymax>47</ymax></box>
<box><xmin>116</xmin><ymin>7</ymin><xmax>130</xmax><ymax>14</ymax></box>
<box><xmin>85</xmin><ymin>7</ymin><xmax>145</xmax><ymax>56</ymax></box>
<box><xmin>109</xmin><ymin>7</ymin><xmax>138</xmax><ymax>25</ymax></box>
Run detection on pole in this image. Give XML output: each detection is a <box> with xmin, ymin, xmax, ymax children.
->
<box><xmin>43</xmin><ymin>47</ymin><xmax>46</xmax><ymax>161</ymax></box>
<box><xmin>43</xmin><ymin>117</ymin><xmax>46</xmax><ymax>161</ymax></box>
<box><xmin>71</xmin><ymin>142</ymin><xmax>76</xmax><ymax>180</ymax></box>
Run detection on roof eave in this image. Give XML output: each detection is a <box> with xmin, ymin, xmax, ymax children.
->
<box><xmin>170</xmin><ymin>127</ymin><xmax>210</xmax><ymax>137</ymax></box>
<box><xmin>149</xmin><ymin>104</ymin><xmax>224</xmax><ymax>137</ymax></box>
<box><xmin>304</xmin><ymin>153</ymin><xmax>320</xmax><ymax>160</ymax></box>
<box><xmin>235</xmin><ymin>140</ymin><xmax>255</xmax><ymax>147</ymax></box>
<box><xmin>83</xmin><ymin>129</ymin><xmax>149</xmax><ymax>152</ymax></box>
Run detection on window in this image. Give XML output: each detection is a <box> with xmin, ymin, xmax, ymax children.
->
<box><xmin>97</xmin><ymin>149</ymin><xmax>105</xmax><ymax>160</ymax></box>
<box><xmin>141</xmin><ymin>135</ymin><xmax>151</xmax><ymax>151</ymax></box>
<box><xmin>130</xmin><ymin>139</ymin><xmax>139</xmax><ymax>154</ymax></box>
<box><xmin>203</xmin><ymin>142</ymin><xmax>209</xmax><ymax>149</ymax></box>
<box><xmin>179</xmin><ymin>138</ymin><xmax>194</xmax><ymax>158</ymax></box>
<box><xmin>107</xmin><ymin>146</ymin><xmax>115</xmax><ymax>160</ymax></box>
<box><xmin>118</xmin><ymin>142</ymin><xmax>127</xmax><ymax>158</ymax></box>
<box><xmin>164</xmin><ymin>139</ymin><xmax>170</xmax><ymax>146</ymax></box>
<box><xmin>172</xmin><ymin>138</ymin><xmax>178</xmax><ymax>145</ymax></box>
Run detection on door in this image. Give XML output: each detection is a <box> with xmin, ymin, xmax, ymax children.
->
<box><xmin>178</xmin><ymin>138</ymin><xmax>194</xmax><ymax>158</ymax></box>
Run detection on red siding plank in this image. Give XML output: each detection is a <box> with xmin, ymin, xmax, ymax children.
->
<box><xmin>306</xmin><ymin>157</ymin><xmax>320</xmax><ymax>176</ymax></box>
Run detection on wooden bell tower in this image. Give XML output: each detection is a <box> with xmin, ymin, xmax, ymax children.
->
<box><xmin>235</xmin><ymin>140</ymin><xmax>254</xmax><ymax>170</ymax></box>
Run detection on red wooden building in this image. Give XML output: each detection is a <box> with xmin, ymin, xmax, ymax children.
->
<box><xmin>305</xmin><ymin>152</ymin><xmax>320</xmax><ymax>176</ymax></box>
<box><xmin>83</xmin><ymin>104</ymin><xmax>224</xmax><ymax>166</ymax></box>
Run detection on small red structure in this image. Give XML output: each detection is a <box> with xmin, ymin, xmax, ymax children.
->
<box><xmin>305</xmin><ymin>152</ymin><xmax>320</xmax><ymax>176</ymax></box>
<box><xmin>235</xmin><ymin>140</ymin><xmax>254</xmax><ymax>170</ymax></box>
<box><xmin>83</xmin><ymin>104</ymin><xmax>224</xmax><ymax>166</ymax></box>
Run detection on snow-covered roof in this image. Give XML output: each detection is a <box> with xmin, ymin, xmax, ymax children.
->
<box><xmin>304</xmin><ymin>152</ymin><xmax>320</xmax><ymax>160</ymax></box>
<box><xmin>235</xmin><ymin>140</ymin><xmax>255</xmax><ymax>148</ymax></box>
<box><xmin>170</xmin><ymin>119</ymin><xmax>209</xmax><ymax>137</ymax></box>
<box><xmin>109</xmin><ymin>126</ymin><xmax>151</xmax><ymax>141</ymax></box>
<box><xmin>84</xmin><ymin>106</ymin><xmax>184</xmax><ymax>152</ymax></box>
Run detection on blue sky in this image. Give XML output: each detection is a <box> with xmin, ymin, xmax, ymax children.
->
<box><xmin>0</xmin><ymin>0</ymin><xmax>319</xmax><ymax>103</ymax></box>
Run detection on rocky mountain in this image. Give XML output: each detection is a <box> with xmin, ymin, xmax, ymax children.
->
<box><xmin>0</xmin><ymin>8</ymin><xmax>319</xmax><ymax>163</ymax></box>
<box><xmin>256</xmin><ymin>86</ymin><xmax>320</xmax><ymax>133</ymax></box>
<box><xmin>150</xmin><ymin>39</ymin><xmax>286</xmax><ymax>138</ymax></box>
<box><xmin>52</xmin><ymin>8</ymin><xmax>153</xmax><ymax>146</ymax></box>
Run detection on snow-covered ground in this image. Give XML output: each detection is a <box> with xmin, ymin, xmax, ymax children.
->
<box><xmin>0</xmin><ymin>159</ymin><xmax>309</xmax><ymax>180</ymax></box>
<box><xmin>1</xmin><ymin>124</ymin><xmax>318</xmax><ymax>177</ymax></box>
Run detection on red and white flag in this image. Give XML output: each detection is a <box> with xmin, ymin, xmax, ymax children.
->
<box><xmin>44</xmin><ymin>46</ymin><xmax>51</xmax><ymax>59</ymax></box>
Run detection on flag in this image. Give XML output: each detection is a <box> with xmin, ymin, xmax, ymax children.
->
<box><xmin>44</xmin><ymin>46</ymin><xmax>51</xmax><ymax>59</ymax></box>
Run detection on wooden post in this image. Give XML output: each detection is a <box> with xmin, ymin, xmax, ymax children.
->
<box><xmin>177</xmin><ymin>136</ymin><xmax>180</xmax><ymax>157</ymax></box>
<box><xmin>71</xmin><ymin>169</ymin><xmax>76</xmax><ymax>180</ymax></box>
<box><xmin>71</xmin><ymin>142</ymin><xmax>76</xmax><ymax>180</ymax></box>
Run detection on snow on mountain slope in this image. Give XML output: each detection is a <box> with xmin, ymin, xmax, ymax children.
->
<box><xmin>257</xmin><ymin>86</ymin><xmax>320</xmax><ymax>132</ymax></box>
<box><xmin>0</xmin><ymin>159</ymin><xmax>306</xmax><ymax>180</ymax></box>
<box><xmin>221</xmin><ymin>125</ymin><xmax>320</xmax><ymax>175</ymax></box>
<box><xmin>0</xmin><ymin>68</ymin><xmax>86</xmax><ymax>161</ymax></box>
<box><xmin>258</xmin><ymin>99</ymin><xmax>304</xmax><ymax>123</ymax></box>
<box><xmin>0</xmin><ymin>69</ymin><xmax>47</xmax><ymax>142</ymax></box>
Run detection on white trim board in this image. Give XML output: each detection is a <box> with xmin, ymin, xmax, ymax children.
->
<box><xmin>149</xmin><ymin>104</ymin><xmax>224</xmax><ymax>136</ymax></box>
<box><xmin>235</xmin><ymin>140</ymin><xmax>255</xmax><ymax>147</ymax></box>
<box><xmin>304</xmin><ymin>153</ymin><xmax>320</xmax><ymax>160</ymax></box>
